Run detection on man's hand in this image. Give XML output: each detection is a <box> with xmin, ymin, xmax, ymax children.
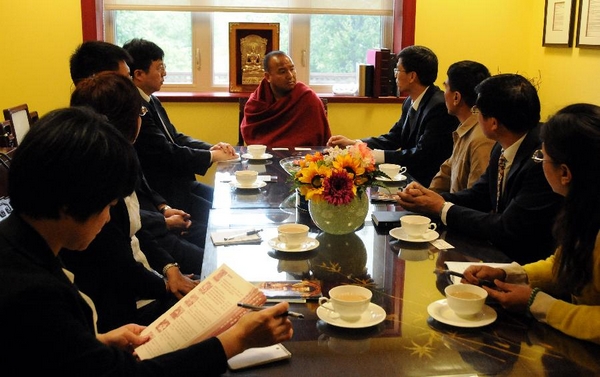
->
<box><xmin>97</xmin><ymin>324</ymin><xmax>149</xmax><ymax>353</ymax></box>
<box><xmin>327</xmin><ymin>135</ymin><xmax>357</xmax><ymax>147</ymax></box>
<box><xmin>165</xmin><ymin>267</ymin><xmax>199</xmax><ymax>299</ymax></box>
<box><xmin>163</xmin><ymin>207</ymin><xmax>192</xmax><ymax>233</ymax></box>
<box><xmin>396</xmin><ymin>182</ymin><xmax>445</xmax><ymax>216</ymax></box>
<box><xmin>210</xmin><ymin>142</ymin><xmax>236</xmax><ymax>156</ymax></box>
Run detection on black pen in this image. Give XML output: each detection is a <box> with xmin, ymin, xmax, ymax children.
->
<box><xmin>237</xmin><ymin>302</ymin><xmax>305</xmax><ymax>318</ymax></box>
<box><xmin>433</xmin><ymin>269</ymin><xmax>495</xmax><ymax>287</ymax></box>
<box><xmin>224</xmin><ymin>229</ymin><xmax>262</xmax><ymax>241</ymax></box>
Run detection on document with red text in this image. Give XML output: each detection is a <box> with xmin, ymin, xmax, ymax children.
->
<box><xmin>135</xmin><ymin>264</ymin><xmax>266</xmax><ymax>360</ymax></box>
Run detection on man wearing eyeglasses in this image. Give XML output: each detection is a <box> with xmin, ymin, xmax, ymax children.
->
<box><xmin>328</xmin><ymin>45</ymin><xmax>459</xmax><ymax>186</ymax></box>
<box><xmin>398</xmin><ymin>74</ymin><xmax>564</xmax><ymax>264</ymax></box>
<box><xmin>123</xmin><ymin>38</ymin><xmax>237</xmax><ymax>249</ymax></box>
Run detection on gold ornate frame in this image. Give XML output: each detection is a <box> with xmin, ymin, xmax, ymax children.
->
<box><xmin>229</xmin><ymin>22</ymin><xmax>280</xmax><ymax>93</ymax></box>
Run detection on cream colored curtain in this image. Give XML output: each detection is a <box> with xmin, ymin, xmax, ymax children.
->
<box><xmin>103</xmin><ymin>0</ymin><xmax>393</xmax><ymax>15</ymax></box>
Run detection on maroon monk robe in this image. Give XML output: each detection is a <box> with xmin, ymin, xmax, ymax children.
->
<box><xmin>241</xmin><ymin>78</ymin><xmax>331</xmax><ymax>147</ymax></box>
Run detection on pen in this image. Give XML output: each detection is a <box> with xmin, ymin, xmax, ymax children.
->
<box><xmin>224</xmin><ymin>229</ymin><xmax>262</xmax><ymax>241</ymax></box>
<box><xmin>433</xmin><ymin>269</ymin><xmax>495</xmax><ymax>287</ymax></box>
<box><xmin>237</xmin><ymin>302</ymin><xmax>305</xmax><ymax>318</ymax></box>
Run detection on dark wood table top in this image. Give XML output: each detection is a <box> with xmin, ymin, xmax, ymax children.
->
<box><xmin>203</xmin><ymin>147</ymin><xmax>600</xmax><ymax>376</ymax></box>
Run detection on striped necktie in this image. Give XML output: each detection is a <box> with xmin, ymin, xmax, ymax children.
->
<box><xmin>496</xmin><ymin>151</ymin><xmax>507</xmax><ymax>213</ymax></box>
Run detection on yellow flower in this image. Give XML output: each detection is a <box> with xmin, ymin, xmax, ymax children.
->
<box><xmin>296</xmin><ymin>162</ymin><xmax>331</xmax><ymax>201</ymax></box>
<box><xmin>333</xmin><ymin>152</ymin><xmax>365</xmax><ymax>178</ymax></box>
<box><xmin>292</xmin><ymin>144</ymin><xmax>386</xmax><ymax>205</ymax></box>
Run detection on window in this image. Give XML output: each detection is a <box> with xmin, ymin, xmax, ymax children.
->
<box><xmin>102</xmin><ymin>1</ymin><xmax>393</xmax><ymax>93</ymax></box>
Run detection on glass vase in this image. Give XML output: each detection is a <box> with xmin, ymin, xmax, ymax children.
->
<box><xmin>308</xmin><ymin>192</ymin><xmax>369</xmax><ymax>235</ymax></box>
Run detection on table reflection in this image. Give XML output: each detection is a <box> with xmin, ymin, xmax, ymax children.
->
<box><xmin>207</xmin><ymin>148</ymin><xmax>600</xmax><ymax>376</ymax></box>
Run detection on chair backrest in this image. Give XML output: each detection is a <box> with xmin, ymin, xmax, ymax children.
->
<box><xmin>238</xmin><ymin>97</ymin><xmax>249</xmax><ymax>146</ymax></box>
<box><xmin>237</xmin><ymin>96</ymin><xmax>328</xmax><ymax>146</ymax></box>
<box><xmin>3</xmin><ymin>104</ymin><xmax>32</xmax><ymax>147</ymax></box>
<box><xmin>0</xmin><ymin>120</ymin><xmax>16</xmax><ymax>148</ymax></box>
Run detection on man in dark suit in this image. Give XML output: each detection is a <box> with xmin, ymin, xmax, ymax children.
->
<box><xmin>123</xmin><ymin>38</ymin><xmax>237</xmax><ymax>245</ymax></box>
<box><xmin>328</xmin><ymin>45</ymin><xmax>459</xmax><ymax>186</ymax></box>
<box><xmin>398</xmin><ymin>74</ymin><xmax>564</xmax><ymax>264</ymax></box>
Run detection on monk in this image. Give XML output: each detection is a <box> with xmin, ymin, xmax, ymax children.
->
<box><xmin>241</xmin><ymin>51</ymin><xmax>331</xmax><ymax>147</ymax></box>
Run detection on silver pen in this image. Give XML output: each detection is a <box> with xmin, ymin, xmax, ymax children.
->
<box><xmin>237</xmin><ymin>302</ymin><xmax>305</xmax><ymax>318</ymax></box>
<box><xmin>224</xmin><ymin>229</ymin><xmax>262</xmax><ymax>241</ymax></box>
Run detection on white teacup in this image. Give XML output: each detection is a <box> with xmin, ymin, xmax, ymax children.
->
<box><xmin>318</xmin><ymin>285</ymin><xmax>372</xmax><ymax>322</ymax></box>
<box><xmin>235</xmin><ymin>170</ymin><xmax>258</xmax><ymax>186</ymax></box>
<box><xmin>444</xmin><ymin>284</ymin><xmax>487</xmax><ymax>318</ymax></box>
<box><xmin>277</xmin><ymin>223</ymin><xmax>309</xmax><ymax>248</ymax></box>
<box><xmin>379</xmin><ymin>163</ymin><xmax>407</xmax><ymax>179</ymax></box>
<box><xmin>400</xmin><ymin>215</ymin><xmax>436</xmax><ymax>238</ymax></box>
<box><xmin>247</xmin><ymin>144</ymin><xmax>267</xmax><ymax>158</ymax></box>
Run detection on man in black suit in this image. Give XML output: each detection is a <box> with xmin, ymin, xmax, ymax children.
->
<box><xmin>123</xmin><ymin>38</ymin><xmax>237</xmax><ymax>245</ymax></box>
<box><xmin>328</xmin><ymin>45</ymin><xmax>459</xmax><ymax>186</ymax></box>
<box><xmin>398</xmin><ymin>74</ymin><xmax>564</xmax><ymax>264</ymax></box>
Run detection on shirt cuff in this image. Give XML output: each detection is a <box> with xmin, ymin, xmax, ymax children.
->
<box><xmin>373</xmin><ymin>149</ymin><xmax>385</xmax><ymax>164</ymax></box>
<box><xmin>529</xmin><ymin>290</ymin><xmax>555</xmax><ymax>323</ymax></box>
<box><xmin>440</xmin><ymin>201</ymin><xmax>453</xmax><ymax>225</ymax></box>
<box><xmin>503</xmin><ymin>262</ymin><xmax>529</xmax><ymax>284</ymax></box>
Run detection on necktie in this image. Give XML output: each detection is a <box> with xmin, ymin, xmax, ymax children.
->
<box><xmin>401</xmin><ymin>106</ymin><xmax>417</xmax><ymax>141</ymax></box>
<box><xmin>496</xmin><ymin>151</ymin><xmax>507</xmax><ymax>213</ymax></box>
<box><xmin>149</xmin><ymin>98</ymin><xmax>175</xmax><ymax>143</ymax></box>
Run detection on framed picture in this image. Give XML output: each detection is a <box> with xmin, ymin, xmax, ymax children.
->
<box><xmin>577</xmin><ymin>0</ymin><xmax>600</xmax><ymax>47</ymax></box>
<box><xmin>543</xmin><ymin>0</ymin><xmax>576</xmax><ymax>46</ymax></box>
<box><xmin>229</xmin><ymin>22</ymin><xmax>280</xmax><ymax>93</ymax></box>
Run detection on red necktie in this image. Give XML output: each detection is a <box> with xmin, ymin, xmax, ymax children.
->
<box><xmin>496</xmin><ymin>152</ymin><xmax>507</xmax><ymax>213</ymax></box>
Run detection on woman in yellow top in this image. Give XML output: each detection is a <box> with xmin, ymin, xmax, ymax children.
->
<box><xmin>462</xmin><ymin>103</ymin><xmax>600</xmax><ymax>344</ymax></box>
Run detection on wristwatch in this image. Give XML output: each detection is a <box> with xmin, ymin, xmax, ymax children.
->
<box><xmin>159</xmin><ymin>205</ymin><xmax>172</xmax><ymax>214</ymax></box>
<box><xmin>162</xmin><ymin>262</ymin><xmax>179</xmax><ymax>276</ymax></box>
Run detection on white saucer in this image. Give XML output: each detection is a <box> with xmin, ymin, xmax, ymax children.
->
<box><xmin>389</xmin><ymin>227</ymin><xmax>439</xmax><ymax>243</ymax></box>
<box><xmin>427</xmin><ymin>299</ymin><xmax>497</xmax><ymax>328</ymax></box>
<box><xmin>268</xmin><ymin>237</ymin><xmax>319</xmax><ymax>252</ymax></box>
<box><xmin>317</xmin><ymin>302</ymin><xmax>386</xmax><ymax>329</ymax></box>
<box><xmin>229</xmin><ymin>180</ymin><xmax>267</xmax><ymax>189</ymax></box>
<box><xmin>242</xmin><ymin>153</ymin><xmax>273</xmax><ymax>160</ymax></box>
<box><xmin>376</xmin><ymin>174</ymin><xmax>407</xmax><ymax>182</ymax></box>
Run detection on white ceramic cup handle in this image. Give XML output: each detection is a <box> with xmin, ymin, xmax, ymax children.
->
<box><xmin>399</xmin><ymin>166</ymin><xmax>407</xmax><ymax>174</ymax></box>
<box><xmin>428</xmin><ymin>223</ymin><xmax>437</xmax><ymax>232</ymax></box>
<box><xmin>318</xmin><ymin>297</ymin><xmax>330</xmax><ymax>306</ymax></box>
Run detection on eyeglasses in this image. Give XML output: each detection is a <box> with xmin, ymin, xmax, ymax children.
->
<box><xmin>470</xmin><ymin>105</ymin><xmax>480</xmax><ymax>114</ymax></box>
<box><xmin>140</xmin><ymin>106</ymin><xmax>148</xmax><ymax>117</ymax></box>
<box><xmin>531</xmin><ymin>149</ymin><xmax>553</xmax><ymax>163</ymax></box>
<box><xmin>394</xmin><ymin>68</ymin><xmax>408</xmax><ymax>76</ymax></box>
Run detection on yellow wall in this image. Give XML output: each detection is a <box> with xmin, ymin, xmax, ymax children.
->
<box><xmin>416</xmin><ymin>0</ymin><xmax>600</xmax><ymax>119</ymax></box>
<box><xmin>0</xmin><ymin>1</ymin><xmax>80</xmax><ymax>114</ymax></box>
<box><xmin>2</xmin><ymin>0</ymin><xmax>600</xmax><ymax>185</ymax></box>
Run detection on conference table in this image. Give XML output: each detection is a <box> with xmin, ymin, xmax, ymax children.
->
<box><xmin>201</xmin><ymin>147</ymin><xmax>600</xmax><ymax>376</ymax></box>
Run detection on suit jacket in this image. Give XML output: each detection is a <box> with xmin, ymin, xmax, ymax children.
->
<box><xmin>362</xmin><ymin>85</ymin><xmax>459</xmax><ymax>186</ymax></box>
<box><xmin>60</xmin><ymin>198</ymin><xmax>169</xmax><ymax>332</ymax></box>
<box><xmin>442</xmin><ymin>124</ymin><xmax>564</xmax><ymax>263</ymax></box>
<box><xmin>136</xmin><ymin>95</ymin><xmax>212</xmax><ymax>212</ymax></box>
<box><xmin>0</xmin><ymin>214</ymin><xmax>228</xmax><ymax>375</ymax></box>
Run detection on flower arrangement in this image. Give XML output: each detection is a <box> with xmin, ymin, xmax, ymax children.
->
<box><xmin>292</xmin><ymin>143</ymin><xmax>386</xmax><ymax>205</ymax></box>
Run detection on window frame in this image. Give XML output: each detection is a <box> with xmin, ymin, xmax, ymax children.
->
<box><xmin>79</xmin><ymin>0</ymin><xmax>415</xmax><ymax>94</ymax></box>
